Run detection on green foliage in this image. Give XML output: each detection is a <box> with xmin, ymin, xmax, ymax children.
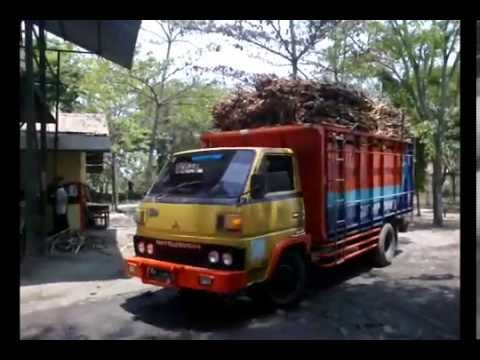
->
<box><xmin>33</xmin><ymin>39</ymin><xmax>85</xmax><ymax>112</ymax></box>
<box><xmin>323</xmin><ymin>21</ymin><xmax>458</xmax><ymax>191</ymax></box>
<box><xmin>155</xmin><ymin>82</ymin><xmax>225</xmax><ymax>170</ymax></box>
<box><xmin>71</xmin><ymin>51</ymin><xmax>225</xmax><ymax>194</ymax></box>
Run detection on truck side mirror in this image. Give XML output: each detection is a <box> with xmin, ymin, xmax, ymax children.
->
<box><xmin>251</xmin><ymin>174</ymin><xmax>266</xmax><ymax>199</ymax></box>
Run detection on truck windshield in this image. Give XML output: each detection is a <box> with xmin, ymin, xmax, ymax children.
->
<box><xmin>147</xmin><ymin>150</ymin><xmax>255</xmax><ymax>201</ymax></box>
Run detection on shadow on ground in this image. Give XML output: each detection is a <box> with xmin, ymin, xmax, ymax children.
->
<box><xmin>20</xmin><ymin>229</ymin><xmax>129</xmax><ymax>286</ymax></box>
<box><xmin>120</xmin><ymin>255</ymin><xmax>459</xmax><ymax>339</ymax></box>
<box><xmin>409</xmin><ymin>211</ymin><xmax>459</xmax><ymax>230</ymax></box>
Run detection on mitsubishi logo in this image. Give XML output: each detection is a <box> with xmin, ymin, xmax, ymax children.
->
<box><xmin>172</xmin><ymin>220</ymin><xmax>180</xmax><ymax>231</ymax></box>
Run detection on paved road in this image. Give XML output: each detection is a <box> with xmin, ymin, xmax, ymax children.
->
<box><xmin>21</xmin><ymin>214</ymin><xmax>459</xmax><ymax>340</ymax></box>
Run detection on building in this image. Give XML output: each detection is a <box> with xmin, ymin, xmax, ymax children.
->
<box><xmin>20</xmin><ymin>112</ymin><xmax>111</xmax><ymax>232</ymax></box>
<box><xmin>20</xmin><ymin>20</ymin><xmax>141</xmax><ymax>256</ymax></box>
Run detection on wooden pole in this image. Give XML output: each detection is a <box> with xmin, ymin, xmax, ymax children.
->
<box><xmin>111</xmin><ymin>152</ymin><xmax>118</xmax><ymax>212</ymax></box>
<box><xmin>54</xmin><ymin>51</ymin><xmax>60</xmax><ymax>177</ymax></box>
<box><xmin>23</xmin><ymin>21</ymin><xmax>37</xmax><ymax>256</ymax></box>
<box><xmin>38</xmin><ymin>21</ymin><xmax>48</xmax><ymax>253</ymax></box>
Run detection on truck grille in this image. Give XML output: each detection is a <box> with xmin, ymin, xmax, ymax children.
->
<box><xmin>133</xmin><ymin>236</ymin><xmax>245</xmax><ymax>271</ymax></box>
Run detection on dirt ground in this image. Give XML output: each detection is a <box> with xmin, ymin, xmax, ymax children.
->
<box><xmin>20</xmin><ymin>208</ymin><xmax>459</xmax><ymax>340</ymax></box>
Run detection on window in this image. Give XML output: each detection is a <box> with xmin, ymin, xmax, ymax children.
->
<box><xmin>260</xmin><ymin>155</ymin><xmax>294</xmax><ymax>193</ymax></box>
<box><xmin>148</xmin><ymin>150</ymin><xmax>255</xmax><ymax>199</ymax></box>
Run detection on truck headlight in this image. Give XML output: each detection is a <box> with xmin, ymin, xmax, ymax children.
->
<box><xmin>222</xmin><ymin>252</ymin><xmax>233</xmax><ymax>266</ymax></box>
<box><xmin>208</xmin><ymin>250</ymin><xmax>219</xmax><ymax>263</ymax></box>
<box><xmin>138</xmin><ymin>241</ymin><xmax>145</xmax><ymax>254</ymax></box>
<box><xmin>147</xmin><ymin>243</ymin><xmax>154</xmax><ymax>255</ymax></box>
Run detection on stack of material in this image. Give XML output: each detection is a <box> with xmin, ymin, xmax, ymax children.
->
<box><xmin>212</xmin><ymin>76</ymin><xmax>408</xmax><ymax>138</ymax></box>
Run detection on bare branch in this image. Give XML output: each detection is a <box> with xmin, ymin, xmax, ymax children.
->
<box><xmin>265</xmin><ymin>20</ymin><xmax>292</xmax><ymax>57</ymax></box>
<box><xmin>237</xmin><ymin>34</ymin><xmax>292</xmax><ymax>62</ymax></box>
<box><xmin>448</xmin><ymin>51</ymin><xmax>460</xmax><ymax>80</ymax></box>
<box><xmin>445</xmin><ymin>23</ymin><xmax>460</xmax><ymax>61</ymax></box>
<box><xmin>157</xmin><ymin>21</ymin><xmax>171</xmax><ymax>41</ymax></box>
<box><xmin>297</xmin><ymin>67</ymin><xmax>309</xmax><ymax>79</ymax></box>
<box><xmin>141</xmin><ymin>26</ymin><xmax>166</xmax><ymax>42</ymax></box>
<box><xmin>127</xmin><ymin>73</ymin><xmax>160</xmax><ymax>104</ymax></box>
<box><xmin>200</xmin><ymin>22</ymin><xmax>293</xmax><ymax>62</ymax></box>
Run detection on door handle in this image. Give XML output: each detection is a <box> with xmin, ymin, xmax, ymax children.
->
<box><xmin>292</xmin><ymin>212</ymin><xmax>300</xmax><ymax>219</ymax></box>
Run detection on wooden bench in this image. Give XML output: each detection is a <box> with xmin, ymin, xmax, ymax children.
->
<box><xmin>87</xmin><ymin>203</ymin><xmax>110</xmax><ymax>229</ymax></box>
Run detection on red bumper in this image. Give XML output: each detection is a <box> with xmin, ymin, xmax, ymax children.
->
<box><xmin>125</xmin><ymin>256</ymin><xmax>248</xmax><ymax>295</ymax></box>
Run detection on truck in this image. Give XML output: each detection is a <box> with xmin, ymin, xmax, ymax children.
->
<box><xmin>125</xmin><ymin>123</ymin><xmax>414</xmax><ymax>307</ymax></box>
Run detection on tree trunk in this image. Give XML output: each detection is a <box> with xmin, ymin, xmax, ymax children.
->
<box><xmin>432</xmin><ymin>150</ymin><xmax>444</xmax><ymax>226</ymax></box>
<box><xmin>416</xmin><ymin>189</ymin><xmax>421</xmax><ymax>216</ymax></box>
<box><xmin>432</xmin><ymin>27</ymin><xmax>452</xmax><ymax>227</ymax></box>
<box><xmin>111</xmin><ymin>152</ymin><xmax>118</xmax><ymax>212</ymax></box>
<box><xmin>451</xmin><ymin>173</ymin><xmax>456</xmax><ymax>202</ymax></box>
<box><xmin>289</xmin><ymin>20</ymin><xmax>298</xmax><ymax>80</ymax></box>
<box><xmin>145</xmin><ymin>104</ymin><xmax>161</xmax><ymax>186</ymax></box>
<box><xmin>144</xmin><ymin>35</ymin><xmax>173</xmax><ymax>186</ymax></box>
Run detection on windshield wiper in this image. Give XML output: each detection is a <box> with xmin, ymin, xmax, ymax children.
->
<box><xmin>150</xmin><ymin>181</ymin><xmax>205</xmax><ymax>201</ymax></box>
<box><xmin>172</xmin><ymin>180</ymin><xmax>203</xmax><ymax>189</ymax></box>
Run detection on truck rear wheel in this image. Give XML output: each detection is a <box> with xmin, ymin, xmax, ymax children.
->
<box><xmin>264</xmin><ymin>251</ymin><xmax>307</xmax><ymax>308</ymax></box>
<box><xmin>373</xmin><ymin>223</ymin><xmax>397</xmax><ymax>267</ymax></box>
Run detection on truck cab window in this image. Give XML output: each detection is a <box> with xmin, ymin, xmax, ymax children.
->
<box><xmin>260</xmin><ymin>155</ymin><xmax>294</xmax><ymax>192</ymax></box>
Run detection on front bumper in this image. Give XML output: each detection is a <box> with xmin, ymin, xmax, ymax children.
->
<box><xmin>125</xmin><ymin>256</ymin><xmax>248</xmax><ymax>295</ymax></box>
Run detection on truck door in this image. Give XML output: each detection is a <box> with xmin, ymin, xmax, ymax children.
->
<box><xmin>243</xmin><ymin>153</ymin><xmax>304</xmax><ymax>237</ymax></box>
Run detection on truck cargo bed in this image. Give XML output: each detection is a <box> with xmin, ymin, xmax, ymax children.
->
<box><xmin>202</xmin><ymin>123</ymin><xmax>414</xmax><ymax>246</ymax></box>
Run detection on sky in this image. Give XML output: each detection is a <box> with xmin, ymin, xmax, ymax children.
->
<box><xmin>31</xmin><ymin>20</ymin><xmax>383</xmax><ymax>94</ymax></box>
<box><xmin>136</xmin><ymin>20</ymin><xmax>296</xmax><ymax>83</ymax></box>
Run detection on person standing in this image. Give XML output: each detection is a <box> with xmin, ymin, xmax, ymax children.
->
<box><xmin>54</xmin><ymin>177</ymin><xmax>69</xmax><ymax>233</ymax></box>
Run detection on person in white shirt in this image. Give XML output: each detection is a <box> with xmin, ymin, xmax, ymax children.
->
<box><xmin>54</xmin><ymin>177</ymin><xmax>69</xmax><ymax>233</ymax></box>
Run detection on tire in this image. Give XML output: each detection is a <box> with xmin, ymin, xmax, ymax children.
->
<box><xmin>264</xmin><ymin>251</ymin><xmax>307</xmax><ymax>308</ymax></box>
<box><xmin>373</xmin><ymin>223</ymin><xmax>398</xmax><ymax>267</ymax></box>
<box><xmin>397</xmin><ymin>217</ymin><xmax>409</xmax><ymax>232</ymax></box>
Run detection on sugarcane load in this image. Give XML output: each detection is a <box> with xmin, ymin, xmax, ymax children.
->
<box><xmin>212</xmin><ymin>75</ymin><xmax>408</xmax><ymax>138</ymax></box>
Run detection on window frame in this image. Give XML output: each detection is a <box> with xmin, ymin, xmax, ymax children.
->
<box><xmin>257</xmin><ymin>153</ymin><xmax>297</xmax><ymax>196</ymax></box>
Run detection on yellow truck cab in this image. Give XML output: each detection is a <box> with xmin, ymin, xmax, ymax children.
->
<box><xmin>126</xmin><ymin>146</ymin><xmax>309</xmax><ymax>307</ymax></box>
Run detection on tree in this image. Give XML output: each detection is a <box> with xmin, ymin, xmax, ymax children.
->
<box><xmin>120</xmin><ymin>21</ymin><xmax>209</xmax><ymax>187</ymax></box>
<box><xmin>187</xmin><ymin>20</ymin><xmax>338</xmax><ymax>80</ymax></box>
<box><xmin>347</xmin><ymin>20</ymin><xmax>460</xmax><ymax>225</ymax></box>
<box><xmin>310</xmin><ymin>20</ymin><xmax>361</xmax><ymax>84</ymax></box>
<box><xmin>32</xmin><ymin>38</ymin><xmax>86</xmax><ymax>112</ymax></box>
<box><xmin>155</xmin><ymin>81</ymin><xmax>225</xmax><ymax>168</ymax></box>
<box><xmin>76</xmin><ymin>57</ymin><xmax>140</xmax><ymax>204</ymax></box>
<box><xmin>76</xmin><ymin>52</ymin><xmax>225</xmax><ymax>196</ymax></box>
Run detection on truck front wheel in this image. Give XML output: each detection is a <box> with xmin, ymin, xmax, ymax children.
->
<box><xmin>373</xmin><ymin>223</ymin><xmax>398</xmax><ymax>267</ymax></box>
<box><xmin>264</xmin><ymin>251</ymin><xmax>307</xmax><ymax>308</ymax></box>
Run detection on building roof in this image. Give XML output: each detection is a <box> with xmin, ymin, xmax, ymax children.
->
<box><xmin>32</xmin><ymin>20</ymin><xmax>141</xmax><ymax>69</ymax></box>
<box><xmin>20</xmin><ymin>132</ymin><xmax>112</xmax><ymax>152</ymax></box>
<box><xmin>53</xmin><ymin>113</ymin><xmax>109</xmax><ymax>135</ymax></box>
<box><xmin>21</xmin><ymin>113</ymin><xmax>109</xmax><ymax>136</ymax></box>
<box><xmin>20</xmin><ymin>112</ymin><xmax>111</xmax><ymax>151</ymax></box>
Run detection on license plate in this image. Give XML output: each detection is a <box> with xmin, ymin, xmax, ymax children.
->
<box><xmin>147</xmin><ymin>267</ymin><xmax>173</xmax><ymax>283</ymax></box>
